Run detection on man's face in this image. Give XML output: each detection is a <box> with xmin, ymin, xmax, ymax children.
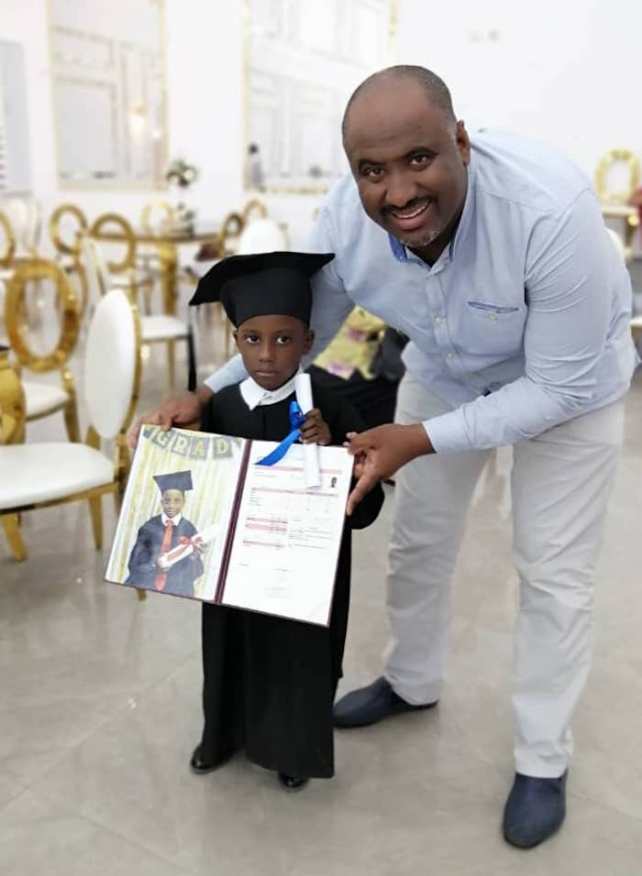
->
<box><xmin>161</xmin><ymin>489</ymin><xmax>185</xmax><ymax>519</ymax></box>
<box><xmin>235</xmin><ymin>314</ymin><xmax>313</xmax><ymax>391</ymax></box>
<box><xmin>343</xmin><ymin>79</ymin><xmax>470</xmax><ymax>258</ymax></box>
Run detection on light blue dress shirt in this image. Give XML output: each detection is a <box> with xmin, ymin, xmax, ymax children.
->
<box><xmin>205</xmin><ymin>131</ymin><xmax>637</xmax><ymax>453</ymax></box>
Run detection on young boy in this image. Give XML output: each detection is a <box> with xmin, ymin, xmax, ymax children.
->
<box><xmin>126</xmin><ymin>470</ymin><xmax>204</xmax><ymax>597</ymax></box>
<box><xmin>188</xmin><ymin>251</ymin><xmax>384</xmax><ymax>790</ymax></box>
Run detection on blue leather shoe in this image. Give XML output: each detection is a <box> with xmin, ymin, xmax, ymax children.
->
<box><xmin>333</xmin><ymin>676</ymin><xmax>437</xmax><ymax>728</ymax></box>
<box><xmin>502</xmin><ymin>771</ymin><xmax>568</xmax><ymax>848</ymax></box>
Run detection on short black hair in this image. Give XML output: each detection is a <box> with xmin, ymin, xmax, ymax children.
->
<box><xmin>342</xmin><ymin>65</ymin><xmax>456</xmax><ymax>141</ymax></box>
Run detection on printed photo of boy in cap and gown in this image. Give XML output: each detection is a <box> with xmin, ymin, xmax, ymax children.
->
<box><xmin>126</xmin><ymin>470</ymin><xmax>205</xmax><ymax>597</ymax></box>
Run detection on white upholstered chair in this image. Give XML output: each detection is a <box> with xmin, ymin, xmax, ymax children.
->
<box><xmin>81</xmin><ymin>233</ymin><xmax>189</xmax><ymax>389</ymax></box>
<box><xmin>236</xmin><ymin>216</ymin><xmax>289</xmax><ymax>255</ymax></box>
<box><xmin>0</xmin><ymin>288</ymin><xmax>142</xmax><ymax>567</ymax></box>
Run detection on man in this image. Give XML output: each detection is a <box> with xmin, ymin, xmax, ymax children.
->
<box><xmin>132</xmin><ymin>66</ymin><xmax>636</xmax><ymax>848</ymax></box>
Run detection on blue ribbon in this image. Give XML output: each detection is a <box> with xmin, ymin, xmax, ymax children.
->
<box><xmin>256</xmin><ymin>400</ymin><xmax>306</xmax><ymax>466</ymax></box>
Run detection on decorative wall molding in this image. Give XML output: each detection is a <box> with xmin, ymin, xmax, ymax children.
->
<box><xmin>48</xmin><ymin>0</ymin><xmax>168</xmax><ymax>190</ymax></box>
<box><xmin>0</xmin><ymin>40</ymin><xmax>32</xmax><ymax>195</ymax></box>
<box><xmin>244</xmin><ymin>0</ymin><xmax>396</xmax><ymax>193</ymax></box>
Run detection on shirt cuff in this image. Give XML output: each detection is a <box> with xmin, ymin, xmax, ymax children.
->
<box><xmin>423</xmin><ymin>409</ymin><xmax>473</xmax><ymax>454</ymax></box>
<box><xmin>203</xmin><ymin>355</ymin><xmax>247</xmax><ymax>393</ymax></box>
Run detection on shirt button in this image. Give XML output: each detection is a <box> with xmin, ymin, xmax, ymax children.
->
<box><xmin>447</xmin><ymin>352</ymin><xmax>454</xmax><ymax>360</ymax></box>
<box><xmin>489</xmin><ymin>313</ymin><xmax>497</xmax><ymax>321</ymax></box>
<box><xmin>434</xmin><ymin>316</ymin><xmax>443</xmax><ymax>325</ymax></box>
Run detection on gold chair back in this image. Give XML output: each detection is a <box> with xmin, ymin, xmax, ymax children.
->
<box><xmin>49</xmin><ymin>204</ymin><xmax>89</xmax><ymax>258</ymax></box>
<box><xmin>0</xmin><ymin>211</ymin><xmax>16</xmax><ymax>268</ymax></box>
<box><xmin>5</xmin><ymin>259</ymin><xmax>80</xmax><ymax>374</ymax></box>
<box><xmin>0</xmin><ymin>345</ymin><xmax>26</xmax><ymax>444</ymax></box>
<box><xmin>90</xmin><ymin>213</ymin><xmax>137</xmax><ymax>274</ymax></box>
<box><xmin>595</xmin><ymin>149</ymin><xmax>641</xmax><ymax>205</ymax></box>
<box><xmin>219</xmin><ymin>211</ymin><xmax>245</xmax><ymax>257</ymax></box>
<box><xmin>242</xmin><ymin>198</ymin><xmax>268</xmax><ymax>224</ymax></box>
<box><xmin>141</xmin><ymin>201</ymin><xmax>175</xmax><ymax>233</ymax></box>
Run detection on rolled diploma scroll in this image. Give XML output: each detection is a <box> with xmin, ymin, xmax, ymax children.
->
<box><xmin>159</xmin><ymin>523</ymin><xmax>219</xmax><ymax>570</ymax></box>
<box><xmin>294</xmin><ymin>372</ymin><xmax>321</xmax><ymax>489</ymax></box>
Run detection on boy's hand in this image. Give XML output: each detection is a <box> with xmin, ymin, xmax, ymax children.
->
<box><xmin>300</xmin><ymin>408</ymin><xmax>331</xmax><ymax>446</ymax></box>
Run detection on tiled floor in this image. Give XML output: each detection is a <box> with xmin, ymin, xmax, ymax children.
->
<box><xmin>1</xmin><ymin>293</ymin><xmax>642</xmax><ymax>875</ymax></box>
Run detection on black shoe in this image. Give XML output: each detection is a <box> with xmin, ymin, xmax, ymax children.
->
<box><xmin>502</xmin><ymin>771</ymin><xmax>568</xmax><ymax>849</ymax></box>
<box><xmin>333</xmin><ymin>676</ymin><xmax>438</xmax><ymax>728</ymax></box>
<box><xmin>278</xmin><ymin>773</ymin><xmax>309</xmax><ymax>791</ymax></box>
<box><xmin>189</xmin><ymin>745</ymin><xmax>220</xmax><ymax>775</ymax></box>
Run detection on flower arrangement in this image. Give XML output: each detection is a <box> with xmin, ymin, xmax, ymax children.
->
<box><xmin>165</xmin><ymin>158</ymin><xmax>199</xmax><ymax>188</ymax></box>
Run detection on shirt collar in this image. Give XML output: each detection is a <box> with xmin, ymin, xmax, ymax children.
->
<box><xmin>240</xmin><ymin>371</ymin><xmax>299</xmax><ymax>411</ymax></box>
<box><xmin>388</xmin><ymin>233</ymin><xmax>408</xmax><ymax>262</ymax></box>
<box><xmin>386</xmin><ymin>158</ymin><xmax>476</xmax><ymax>267</ymax></box>
<box><xmin>161</xmin><ymin>513</ymin><xmax>182</xmax><ymax>526</ymax></box>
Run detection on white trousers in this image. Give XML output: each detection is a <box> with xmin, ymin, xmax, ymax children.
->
<box><xmin>385</xmin><ymin>374</ymin><xmax>624</xmax><ymax>777</ymax></box>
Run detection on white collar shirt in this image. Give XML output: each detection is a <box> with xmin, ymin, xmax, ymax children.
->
<box><xmin>239</xmin><ymin>372</ymin><xmax>298</xmax><ymax>410</ymax></box>
<box><xmin>161</xmin><ymin>513</ymin><xmax>182</xmax><ymax>527</ymax></box>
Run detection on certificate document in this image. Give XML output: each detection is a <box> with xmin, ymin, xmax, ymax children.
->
<box><xmin>106</xmin><ymin>426</ymin><xmax>353</xmax><ymax>626</ymax></box>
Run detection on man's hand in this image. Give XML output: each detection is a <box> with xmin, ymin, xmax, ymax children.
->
<box><xmin>127</xmin><ymin>386</ymin><xmax>213</xmax><ymax>449</ymax></box>
<box><xmin>345</xmin><ymin>423</ymin><xmax>433</xmax><ymax>515</ymax></box>
<box><xmin>300</xmin><ymin>408</ymin><xmax>331</xmax><ymax>446</ymax></box>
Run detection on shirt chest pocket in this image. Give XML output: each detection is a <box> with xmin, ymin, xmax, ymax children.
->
<box><xmin>461</xmin><ymin>300</ymin><xmax>525</xmax><ymax>355</ymax></box>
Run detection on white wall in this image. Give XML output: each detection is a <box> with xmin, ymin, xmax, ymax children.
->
<box><xmin>397</xmin><ymin>0</ymin><xmax>642</xmax><ymax>177</ymax></box>
<box><xmin>2</xmin><ymin>0</ymin><xmax>641</xmax><ymax>252</ymax></box>
<box><xmin>0</xmin><ymin>0</ymin><xmax>245</xmax><ymax>247</ymax></box>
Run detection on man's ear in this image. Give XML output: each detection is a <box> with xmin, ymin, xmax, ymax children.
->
<box><xmin>303</xmin><ymin>328</ymin><xmax>315</xmax><ymax>355</ymax></box>
<box><xmin>233</xmin><ymin>329</ymin><xmax>240</xmax><ymax>351</ymax></box>
<box><xmin>456</xmin><ymin>120</ymin><xmax>471</xmax><ymax>166</ymax></box>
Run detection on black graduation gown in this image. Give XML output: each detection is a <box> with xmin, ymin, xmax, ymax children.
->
<box><xmin>126</xmin><ymin>515</ymin><xmax>204</xmax><ymax>597</ymax></box>
<box><xmin>198</xmin><ymin>379</ymin><xmax>384</xmax><ymax>778</ymax></box>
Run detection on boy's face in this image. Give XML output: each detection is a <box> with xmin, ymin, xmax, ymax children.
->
<box><xmin>235</xmin><ymin>314</ymin><xmax>313</xmax><ymax>391</ymax></box>
<box><xmin>161</xmin><ymin>489</ymin><xmax>185</xmax><ymax>519</ymax></box>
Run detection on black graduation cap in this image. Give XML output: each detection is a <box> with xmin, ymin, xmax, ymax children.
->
<box><xmin>188</xmin><ymin>251</ymin><xmax>335</xmax><ymax>327</ymax></box>
<box><xmin>153</xmin><ymin>470</ymin><xmax>193</xmax><ymax>494</ymax></box>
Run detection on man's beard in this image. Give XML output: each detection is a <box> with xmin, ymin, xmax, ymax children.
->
<box><xmin>397</xmin><ymin>226</ymin><xmax>441</xmax><ymax>250</ymax></box>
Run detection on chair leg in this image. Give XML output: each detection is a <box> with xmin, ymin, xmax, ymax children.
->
<box><xmin>136</xmin><ymin>588</ymin><xmax>147</xmax><ymax>602</ymax></box>
<box><xmin>143</xmin><ymin>281</ymin><xmax>153</xmax><ymax>315</ymax></box>
<box><xmin>1</xmin><ymin>513</ymin><xmax>27</xmax><ymax>561</ymax></box>
<box><xmin>63</xmin><ymin>396</ymin><xmax>81</xmax><ymax>443</ymax></box>
<box><xmin>166</xmin><ymin>339</ymin><xmax>176</xmax><ymax>389</ymax></box>
<box><xmin>88</xmin><ymin>495</ymin><xmax>103</xmax><ymax>549</ymax></box>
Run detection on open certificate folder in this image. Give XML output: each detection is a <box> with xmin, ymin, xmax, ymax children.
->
<box><xmin>105</xmin><ymin>426</ymin><xmax>354</xmax><ymax>625</ymax></box>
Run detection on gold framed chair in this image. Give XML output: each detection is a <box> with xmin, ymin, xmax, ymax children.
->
<box><xmin>4</xmin><ymin>259</ymin><xmax>81</xmax><ymax>442</ymax></box>
<box><xmin>4</xmin><ymin>197</ymin><xmax>41</xmax><ymax>257</ymax></box>
<box><xmin>49</xmin><ymin>203</ymin><xmax>90</xmax><ymax>316</ymax></box>
<box><xmin>90</xmin><ymin>212</ymin><xmax>155</xmax><ymax>313</ymax></box>
<box><xmin>241</xmin><ymin>198</ymin><xmax>268</xmax><ymax>225</ymax></box>
<box><xmin>81</xmin><ymin>235</ymin><xmax>189</xmax><ymax>389</ymax></box>
<box><xmin>0</xmin><ymin>210</ymin><xmax>17</xmax><ymax>269</ymax></box>
<box><xmin>141</xmin><ymin>200</ymin><xmax>175</xmax><ymax>234</ymax></box>
<box><xmin>595</xmin><ymin>149</ymin><xmax>641</xmax><ymax>205</ymax></box>
<box><xmin>0</xmin><ymin>346</ymin><xmax>26</xmax><ymax>558</ymax></box>
<box><xmin>0</xmin><ymin>289</ymin><xmax>143</xmax><ymax>578</ymax></box>
<box><xmin>0</xmin><ymin>211</ymin><xmax>17</xmax><ymax>343</ymax></box>
<box><xmin>0</xmin><ymin>343</ymin><xmax>26</xmax><ymax>445</ymax></box>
